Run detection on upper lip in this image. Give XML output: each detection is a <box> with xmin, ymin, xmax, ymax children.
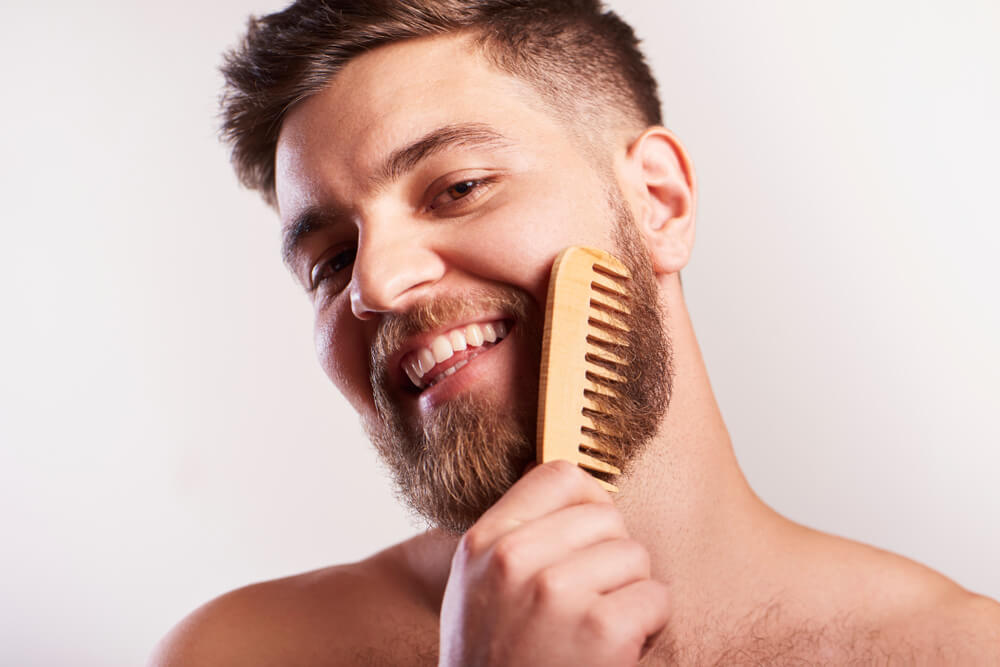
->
<box><xmin>387</xmin><ymin>313</ymin><xmax>510</xmax><ymax>393</ymax></box>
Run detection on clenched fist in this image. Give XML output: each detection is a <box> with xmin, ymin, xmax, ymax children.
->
<box><xmin>438</xmin><ymin>460</ymin><xmax>670</xmax><ymax>666</ymax></box>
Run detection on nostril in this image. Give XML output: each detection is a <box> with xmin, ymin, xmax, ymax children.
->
<box><xmin>349</xmin><ymin>283</ymin><xmax>376</xmax><ymax>320</ymax></box>
<box><xmin>349</xmin><ymin>239</ymin><xmax>448</xmax><ymax>317</ymax></box>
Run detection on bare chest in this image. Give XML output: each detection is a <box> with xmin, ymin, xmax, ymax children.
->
<box><xmin>329</xmin><ymin>619</ymin><xmax>919</xmax><ymax>667</ymax></box>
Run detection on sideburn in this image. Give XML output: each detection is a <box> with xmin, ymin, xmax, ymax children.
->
<box><xmin>581</xmin><ymin>194</ymin><xmax>672</xmax><ymax>476</ymax></box>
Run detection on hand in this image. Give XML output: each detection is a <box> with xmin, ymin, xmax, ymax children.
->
<box><xmin>438</xmin><ymin>460</ymin><xmax>670</xmax><ymax>666</ymax></box>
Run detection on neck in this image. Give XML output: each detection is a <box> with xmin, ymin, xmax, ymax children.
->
<box><xmin>614</xmin><ymin>274</ymin><xmax>791</xmax><ymax>612</ymax></box>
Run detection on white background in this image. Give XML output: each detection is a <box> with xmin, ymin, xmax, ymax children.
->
<box><xmin>2</xmin><ymin>1</ymin><xmax>997</xmax><ymax>664</ymax></box>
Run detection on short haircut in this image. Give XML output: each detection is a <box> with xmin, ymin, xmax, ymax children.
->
<box><xmin>219</xmin><ymin>0</ymin><xmax>663</xmax><ymax>208</ymax></box>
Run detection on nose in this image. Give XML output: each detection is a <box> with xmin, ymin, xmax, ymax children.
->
<box><xmin>349</xmin><ymin>226</ymin><xmax>446</xmax><ymax>320</ymax></box>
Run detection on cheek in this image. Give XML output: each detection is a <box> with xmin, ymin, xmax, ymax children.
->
<box><xmin>452</xmin><ymin>186</ymin><xmax>615</xmax><ymax>302</ymax></box>
<box><xmin>314</xmin><ymin>301</ymin><xmax>376</xmax><ymax>416</ymax></box>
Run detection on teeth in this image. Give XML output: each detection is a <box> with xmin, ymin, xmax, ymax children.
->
<box><xmin>465</xmin><ymin>323</ymin><xmax>484</xmax><ymax>347</ymax></box>
<box><xmin>449</xmin><ymin>329</ymin><xmax>467</xmax><ymax>351</ymax></box>
<box><xmin>402</xmin><ymin>320</ymin><xmax>508</xmax><ymax>388</ymax></box>
<box><xmin>417</xmin><ymin>348</ymin><xmax>436</xmax><ymax>375</ymax></box>
<box><xmin>426</xmin><ymin>353</ymin><xmax>479</xmax><ymax>387</ymax></box>
<box><xmin>431</xmin><ymin>335</ymin><xmax>454</xmax><ymax>363</ymax></box>
<box><xmin>404</xmin><ymin>363</ymin><xmax>424</xmax><ymax>389</ymax></box>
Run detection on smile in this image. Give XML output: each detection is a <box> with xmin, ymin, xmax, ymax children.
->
<box><xmin>401</xmin><ymin>320</ymin><xmax>509</xmax><ymax>390</ymax></box>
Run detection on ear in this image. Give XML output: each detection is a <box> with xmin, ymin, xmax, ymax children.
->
<box><xmin>622</xmin><ymin>127</ymin><xmax>697</xmax><ymax>275</ymax></box>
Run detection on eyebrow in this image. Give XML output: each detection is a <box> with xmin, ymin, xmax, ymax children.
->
<box><xmin>369</xmin><ymin>122</ymin><xmax>512</xmax><ymax>192</ymax></box>
<box><xmin>282</xmin><ymin>122</ymin><xmax>513</xmax><ymax>270</ymax></box>
<box><xmin>281</xmin><ymin>205</ymin><xmax>347</xmax><ymax>270</ymax></box>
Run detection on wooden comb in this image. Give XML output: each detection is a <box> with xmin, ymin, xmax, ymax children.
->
<box><xmin>536</xmin><ymin>246</ymin><xmax>631</xmax><ymax>492</ymax></box>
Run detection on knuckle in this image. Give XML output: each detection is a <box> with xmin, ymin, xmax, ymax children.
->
<box><xmin>625</xmin><ymin>540</ymin><xmax>651</xmax><ymax>575</ymax></box>
<box><xmin>650</xmin><ymin>579</ymin><xmax>672</xmax><ymax>606</ymax></box>
<box><xmin>539</xmin><ymin>459</ymin><xmax>580</xmax><ymax>485</ymax></box>
<box><xmin>584</xmin><ymin>609</ymin><xmax>645</xmax><ymax>654</ymax></box>
<box><xmin>595</xmin><ymin>503</ymin><xmax>628</xmax><ymax>534</ymax></box>
<box><xmin>489</xmin><ymin>536</ymin><xmax>527</xmax><ymax>582</ymax></box>
<box><xmin>542</xmin><ymin>459</ymin><xmax>609</xmax><ymax>499</ymax></box>
<box><xmin>548</xmin><ymin>459</ymin><xmax>578</xmax><ymax>475</ymax></box>
<box><xmin>582</xmin><ymin>608</ymin><xmax>623</xmax><ymax>642</ymax></box>
<box><xmin>533</xmin><ymin>568</ymin><xmax>570</xmax><ymax>605</ymax></box>
<box><xmin>458</xmin><ymin>526</ymin><xmax>491</xmax><ymax>561</ymax></box>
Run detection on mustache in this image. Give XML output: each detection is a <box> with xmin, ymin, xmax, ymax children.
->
<box><xmin>369</xmin><ymin>287</ymin><xmax>535</xmax><ymax>387</ymax></box>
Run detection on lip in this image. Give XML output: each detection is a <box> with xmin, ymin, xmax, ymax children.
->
<box><xmin>416</xmin><ymin>329</ymin><xmax>512</xmax><ymax>411</ymax></box>
<box><xmin>387</xmin><ymin>314</ymin><xmax>513</xmax><ymax>396</ymax></box>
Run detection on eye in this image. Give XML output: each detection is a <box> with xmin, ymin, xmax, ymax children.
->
<box><xmin>428</xmin><ymin>177</ymin><xmax>492</xmax><ymax>211</ymax></box>
<box><xmin>309</xmin><ymin>245</ymin><xmax>357</xmax><ymax>292</ymax></box>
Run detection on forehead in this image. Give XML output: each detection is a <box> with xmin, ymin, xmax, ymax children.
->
<box><xmin>274</xmin><ymin>34</ymin><xmax>569</xmax><ymax>216</ymax></box>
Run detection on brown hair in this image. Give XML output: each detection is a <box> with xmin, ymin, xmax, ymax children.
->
<box><xmin>219</xmin><ymin>0</ymin><xmax>663</xmax><ymax>208</ymax></box>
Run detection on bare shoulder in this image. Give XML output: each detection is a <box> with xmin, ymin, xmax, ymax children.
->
<box><xmin>706</xmin><ymin>528</ymin><xmax>1000</xmax><ymax>663</ymax></box>
<box><xmin>148</xmin><ymin>538</ymin><xmax>442</xmax><ymax>667</ymax></box>
<box><xmin>897</xmin><ymin>586</ymin><xmax>1000</xmax><ymax>661</ymax></box>
<box><xmin>812</xmin><ymin>532</ymin><xmax>1000</xmax><ymax>660</ymax></box>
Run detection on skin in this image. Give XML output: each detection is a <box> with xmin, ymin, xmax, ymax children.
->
<box><xmin>151</xmin><ymin>34</ymin><xmax>1000</xmax><ymax>665</ymax></box>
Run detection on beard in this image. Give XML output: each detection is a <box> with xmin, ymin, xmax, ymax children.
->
<box><xmin>363</xmin><ymin>188</ymin><xmax>673</xmax><ymax>535</ymax></box>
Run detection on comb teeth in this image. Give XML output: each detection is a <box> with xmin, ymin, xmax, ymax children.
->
<box><xmin>576</xmin><ymin>449</ymin><xmax>622</xmax><ymax>476</ymax></box>
<box><xmin>591</xmin><ymin>276</ymin><xmax>628</xmax><ymax>298</ymax></box>
<box><xmin>579</xmin><ymin>409</ymin><xmax>609</xmax><ymax>433</ymax></box>
<box><xmin>536</xmin><ymin>246</ymin><xmax>632</xmax><ymax>493</ymax></box>
<box><xmin>582</xmin><ymin>393</ymin><xmax>611</xmax><ymax>415</ymax></box>
<box><xmin>586</xmin><ymin>341</ymin><xmax>628</xmax><ymax>366</ymax></box>
<box><xmin>591</xmin><ymin>292</ymin><xmax>630</xmax><ymax>316</ymax></box>
<box><xmin>593</xmin><ymin>261</ymin><xmax>629</xmax><ymax>281</ymax></box>
<box><xmin>587</xmin><ymin>307</ymin><xmax>630</xmax><ymax>343</ymax></box>
<box><xmin>586</xmin><ymin>363</ymin><xmax>628</xmax><ymax>385</ymax></box>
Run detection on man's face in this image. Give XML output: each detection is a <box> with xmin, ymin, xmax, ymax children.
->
<box><xmin>275</xmin><ymin>35</ymin><xmax>668</xmax><ymax>532</ymax></box>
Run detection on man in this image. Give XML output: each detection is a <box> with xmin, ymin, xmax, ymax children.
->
<box><xmin>153</xmin><ymin>0</ymin><xmax>1000</xmax><ymax>664</ymax></box>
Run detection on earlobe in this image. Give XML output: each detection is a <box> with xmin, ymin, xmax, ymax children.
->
<box><xmin>625</xmin><ymin>127</ymin><xmax>697</xmax><ymax>275</ymax></box>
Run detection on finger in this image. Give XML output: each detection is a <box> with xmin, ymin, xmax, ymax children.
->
<box><xmin>475</xmin><ymin>460</ymin><xmax>611</xmax><ymax>540</ymax></box>
<box><xmin>588</xmin><ymin>579</ymin><xmax>671</xmax><ymax>647</ymax></box>
<box><xmin>488</xmin><ymin>503</ymin><xmax>630</xmax><ymax>578</ymax></box>
<box><xmin>536</xmin><ymin>539</ymin><xmax>651</xmax><ymax>597</ymax></box>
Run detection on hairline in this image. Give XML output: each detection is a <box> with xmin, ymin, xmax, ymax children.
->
<box><xmin>267</xmin><ymin>29</ymin><xmax>645</xmax><ymax>208</ymax></box>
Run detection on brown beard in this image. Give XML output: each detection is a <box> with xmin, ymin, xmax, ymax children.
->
<box><xmin>364</xmin><ymin>189</ymin><xmax>672</xmax><ymax>535</ymax></box>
